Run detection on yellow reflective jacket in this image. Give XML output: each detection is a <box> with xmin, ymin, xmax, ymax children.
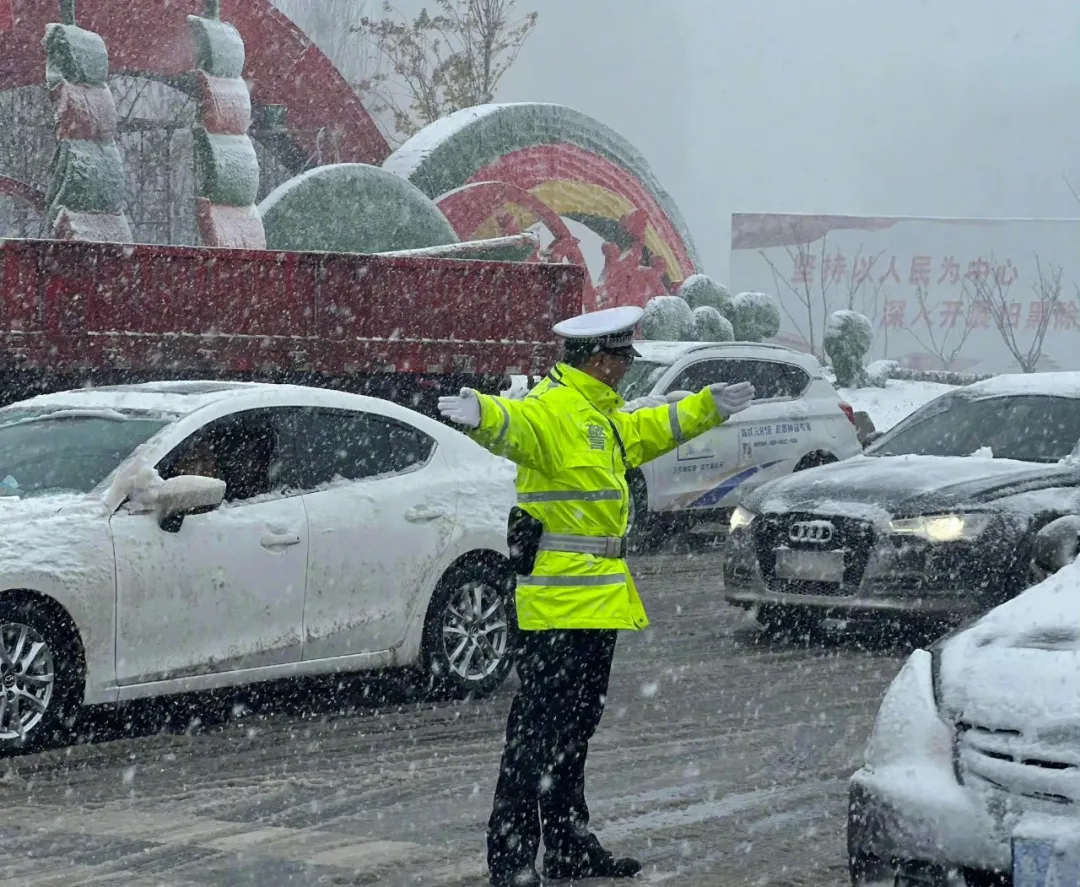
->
<box><xmin>469</xmin><ymin>363</ymin><xmax>726</xmax><ymax>631</ymax></box>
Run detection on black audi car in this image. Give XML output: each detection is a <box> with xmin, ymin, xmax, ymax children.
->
<box><xmin>723</xmin><ymin>373</ymin><xmax>1080</xmax><ymax>635</ymax></box>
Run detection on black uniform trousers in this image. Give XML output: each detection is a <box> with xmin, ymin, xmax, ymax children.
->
<box><xmin>487</xmin><ymin>627</ymin><xmax>618</xmax><ymax>877</ymax></box>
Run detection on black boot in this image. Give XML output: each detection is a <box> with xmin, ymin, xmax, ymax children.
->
<box><xmin>543</xmin><ymin>834</ymin><xmax>642</xmax><ymax>880</ymax></box>
<box><xmin>489</xmin><ymin>866</ymin><xmax>542</xmax><ymax>887</ymax></box>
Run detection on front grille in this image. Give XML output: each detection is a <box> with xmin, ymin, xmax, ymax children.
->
<box><xmin>753</xmin><ymin>512</ymin><xmax>876</xmax><ymax>595</ymax></box>
<box><xmin>958</xmin><ymin>721</ymin><xmax>1080</xmax><ymax>806</ymax></box>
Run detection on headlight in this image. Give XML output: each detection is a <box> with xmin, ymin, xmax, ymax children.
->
<box><xmin>730</xmin><ymin>505</ymin><xmax>756</xmax><ymax>532</ymax></box>
<box><xmin>886</xmin><ymin>513</ymin><xmax>992</xmax><ymax>543</ymax></box>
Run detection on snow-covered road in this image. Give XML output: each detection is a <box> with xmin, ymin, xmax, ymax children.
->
<box><xmin>0</xmin><ymin>555</ymin><xmax>904</xmax><ymax>886</ymax></box>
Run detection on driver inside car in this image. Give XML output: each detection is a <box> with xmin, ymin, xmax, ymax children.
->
<box><xmin>171</xmin><ymin>439</ymin><xmax>219</xmax><ymax>480</ymax></box>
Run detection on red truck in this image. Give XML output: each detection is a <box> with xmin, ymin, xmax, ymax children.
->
<box><xmin>0</xmin><ymin>238</ymin><xmax>583</xmax><ymax>416</ymax></box>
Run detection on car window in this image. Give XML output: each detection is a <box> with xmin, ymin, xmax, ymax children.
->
<box><xmin>668</xmin><ymin>359</ymin><xmax>743</xmax><ymax>393</ymax></box>
<box><xmin>867</xmin><ymin>394</ymin><xmax>1080</xmax><ymax>463</ymax></box>
<box><xmin>668</xmin><ymin>359</ymin><xmax>809</xmax><ymax>400</ymax></box>
<box><xmin>618</xmin><ymin>360</ymin><xmax>668</xmax><ymax>400</ymax></box>
<box><xmin>0</xmin><ymin>408</ymin><xmax>170</xmax><ymax>497</ymax></box>
<box><xmin>296</xmin><ymin>408</ymin><xmax>436</xmax><ymax>488</ymax></box>
<box><xmin>740</xmin><ymin>360</ymin><xmax>811</xmax><ymax>400</ymax></box>
<box><xmin>158</xmin><ymin>408</ymin><xmax>301</xmax><ymax>503</ymax></box>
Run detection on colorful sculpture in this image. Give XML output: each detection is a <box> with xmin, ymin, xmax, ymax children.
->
<box><xmin>188</xmin><ymin>0</ymin><xmax>265</xmax><ymax>248</ymax></box>
<box><xmin>384</xmin><ymin>104</ymin><xmax>703</xmax><ymax>308</ymax></box>
<box><xmin>8</xmin><ymin>2</ymin><xmax>738</xmax><ymax>330</ymax></box>
<box><xmin>43</xmin><ymin>0</ymin><xmax>132</xmax><ymax>242</ymax></box>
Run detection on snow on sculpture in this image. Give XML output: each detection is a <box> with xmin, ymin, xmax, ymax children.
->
<box><xmin>3</xmin><ymin>0</ymin><xmax>389</xmax><ymax>172</ymax></box>
<box><xmin>825</xmin><ymin>309</ymin><xmax>874</xmax><ymax>387</ymax></box>
<box><xmin>260</xmin><ymin>163</ymin><xmax>459</xmax><ymax>255</ymax></box>
<box><xmin>384</xmin><ymin>103</ymin><xmax>703</xmax><ymax>310</ymax></box>
<box><xmin>691</xmin><ymin>305</ymin><xmax>734</xmax><ymax>342</ymax></box>
<box><xmin>679</xmin><ymin>274</ymin><xmax>733</xmax><ymax>317</ymax></box>
<box><xmin>641</xmin><ymin>295</ymin><xmax>695</xmax><ymax>341</ymax></box>
<box><xmin>188</xmin><ymin>0</ymin><xmax>265</xmax><ymax>249</ymax></box>
<box><xmin>43</xmin><ymin>0</ymin><xmax>132</xmax><ymax>242</ymax></box>
<box><xmin>730</xmin><ymin>292</ymin><xmax>782</xmax><ymax>342</ymax></box>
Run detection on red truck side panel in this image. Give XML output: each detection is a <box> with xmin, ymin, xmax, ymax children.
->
<box><xmin>0</xmin><ymin>239</ymin><xmax>583</xmax><ymax>379</ymax></box>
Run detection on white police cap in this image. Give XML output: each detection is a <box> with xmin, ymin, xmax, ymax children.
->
<box><xmin>553</xmin><ymin>306</ymin><xmax>644</xmax><ymax>355</ymax></box>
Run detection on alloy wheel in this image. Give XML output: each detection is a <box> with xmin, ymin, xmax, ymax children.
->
<box><xmin>441</xmin><ymin>581</ymin><xmax>509</xmax><ymax>682</ymax></box>
<box><xmin>0</xmin><ymin>621</ymin><xmax>55</xmax><ymax>741</ymax></box>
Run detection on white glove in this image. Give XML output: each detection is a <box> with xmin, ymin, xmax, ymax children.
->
<box><xmin>620</xmin><ymin>394</ymin><xmax>668</xmax><ymax>414</ymax></box>
<box><xmin>709</xmin><ymin>381</ymin><xmax>755</xmax><ymax>418</ymax></box>
<box><xmin>438</xmin><ymin>387</ymin><xmax>482</xmax><ymax>428</ymax></box>
<box><xmin>665</xmin><ymin>389</ymin><xmax>693</xmax><ymax>403</ymax></box>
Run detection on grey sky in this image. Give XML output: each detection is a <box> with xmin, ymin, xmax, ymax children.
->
<box><xmin>275</xmin><ymin>0</ymin><xmax>1080</xmax><ymax>282</ymax></box>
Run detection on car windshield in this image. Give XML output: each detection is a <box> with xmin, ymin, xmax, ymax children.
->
<box><xmin>865</xmin><ymin>392</ymin><xmax>1080</xmax><ymax>463</ymax></box>
<box><xmin>617</xmin><ymin>360</ymin><xmax>668</xmax><ymax>400</ymax></box>
<box><xmin>0</xmin><ymin>407</ymin><xmax>171</xmax><ymax>496</ymax></box>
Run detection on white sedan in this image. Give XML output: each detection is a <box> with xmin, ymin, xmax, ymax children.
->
<box><xmin>0</xmin><ymin>381</ymin><xmax>517</xmax><ymax>752</ymax></box>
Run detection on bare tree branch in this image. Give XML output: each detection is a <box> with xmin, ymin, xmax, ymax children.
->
<box><xmin>1065</xmin><ymin>173</ymin><xmax>1080</xmax><ymax>207</ymax></box>
<box><xmin>968</xmin><ymin>252</ymin><xmax>1064</xmax><ymax>373</ymax></box>
<box><xmin>903</xmin><ymin>283</ymin><xmax>979</xmax><ymax>370</ymax></box>
<box><xmin>353</xmin><ymin>0</ymin><xmax>538</xmax><ymax>143</ymax></box>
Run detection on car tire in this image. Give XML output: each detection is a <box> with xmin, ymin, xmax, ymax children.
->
<box><xmin>0</xmin><ymin>595</ymin><xmax>82</xmax><ymax>755</ymax></box>
<box><xmin>420</xmin><ymin>557</ymin><xmax>516</xmax><ymax>700</ymax></box>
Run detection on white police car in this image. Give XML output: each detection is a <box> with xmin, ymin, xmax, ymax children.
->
<box><xmin>618</xmin><ymin>341</ymin><xmax>862</xmax><ymax>547</ymax></box>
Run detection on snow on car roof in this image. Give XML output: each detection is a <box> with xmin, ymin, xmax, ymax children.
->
<box><xmin>9</xmin><ymin>381</ymin><xmax>283</xmax><ymax>417</ymax></box>
<box><xmin>633</xmin><ymin>340</ymin><xmax>822</xmax><ymax>371</ymax></box>
<box><xmin>967</xmin><ymin>372</ymin><xmax>1080</xmax><ymax>399</ymax></box>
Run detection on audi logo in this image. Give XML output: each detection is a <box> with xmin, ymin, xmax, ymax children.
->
<box><xmin>789</xmin><ymin>520</ymin><xmax>835</xmax><ymax>544</ymax></box>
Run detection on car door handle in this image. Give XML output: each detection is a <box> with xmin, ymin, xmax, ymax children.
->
<box><xmin>405</xmin><ymin>506</ymin><xmax>447</xmax><ymax>523</ymax></box>
<box><xmin>261</xmin><ymin>532</ymin><xmax>302</xmax><ymax>549</ymax></box>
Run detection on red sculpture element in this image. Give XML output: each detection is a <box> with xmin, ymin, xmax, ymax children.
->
<box><xmin>188</xmin><ymin>1</ymin><xmax>266</xmax><ymax>249</ymax></box>
<box><xmin>0</xmin><ymin>176</ymin><xmax>46</xmax><ymax>213</ymax></box>
<box><xmin>594</xmin><ymin>210</ymin><xmax>669</xmax><ymax>310</ymax></box>
<box><xmin>52</xmin><ymin>82</ymin><xmax>118</xmax><ymax>140</ymax></box>
<box><xmin>437</xmin><ymin>181</ymin><xmax>598</xmax><ymax>308</ymax></box>
<box><xmin>467</xmin><ymin>144</ymin><xmax>696</xmax><ymax>287</ymax></box>
<box><xmin>196</xmin><ymin>73</ymin><xmax>251</xmax><ymax>135</ymax></box>
<box><xmin>44</xmin><ymin>5</ymin><xmax>133</xmax><ymax>242</ymax></box>
<box><xmin>1</xmin><ymin>0</ymin><xmax>389</xmax><ymax>169</ymax></box>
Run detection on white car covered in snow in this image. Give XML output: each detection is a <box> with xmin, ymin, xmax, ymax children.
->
<box><xmin>0</xmin><ymin>381</ymin><xmax>516</xmax><ymax>752</ymax></box>
<box><xmin>616</xmin><ymin>341</ymin><xmax>862</xmax><ymax>545</ymax></box>
<box><xmin>848</xmin><ymin>526</ymin><xmax>1080</xmax><ymax>886</ymax></box>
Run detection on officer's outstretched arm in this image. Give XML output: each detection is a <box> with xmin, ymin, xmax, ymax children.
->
<box><xmin>613</xmin><ymin>387</ymin><xmax>723</xmax><ymax>468</ymax></box>
<box><xmin>468</xmin><ymin>393</ymin><xmax>562</xmax><ymax>475</ymax></box>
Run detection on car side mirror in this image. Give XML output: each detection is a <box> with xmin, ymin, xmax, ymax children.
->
<box><xmin>862</xmin><ymin>431</ymin><xmax>885</xmax><ymax>449</ymax></box>
<box><xmin>155</xmin><ymin>475</ymin><xmax>226</xmax><ymax>533</ymax></box>
<box><xmin>1032</xmin><ymin>515</ymin><xmax>1080</xmax><ymax>576</ymax></box>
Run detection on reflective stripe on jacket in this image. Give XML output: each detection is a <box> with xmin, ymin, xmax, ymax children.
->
<box><xmin>469</xmin><ymin>363</ymin><xmax>725</xmax><ymax>631</ymax></box>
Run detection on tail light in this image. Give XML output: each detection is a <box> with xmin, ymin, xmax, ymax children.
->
<box><xmin>838</xmin><ymin>402</ymin><xmax>856</xmax><ymax>425</ymax></box>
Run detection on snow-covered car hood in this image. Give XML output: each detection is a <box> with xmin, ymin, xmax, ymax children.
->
<box><xmin>938</xmin><ymin>560</ymin><xmax>1080</xmax><ymax>728</ymax></box>
<box><xmin>745</xmin><ymin>454</ymin><xmax>1077</xmax><ymax>517</ymax></box>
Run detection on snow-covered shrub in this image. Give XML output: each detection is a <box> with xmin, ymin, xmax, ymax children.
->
<box><xmin>641</xmin><ymin>295</ymin><xmax>695</xmax><ymax>340</ymax></box>
<box><xmin>864</xmin><ymin>359</ymin><xmax>898</xmax><ymax>389</ymax></box>
<box><xmin>730</xmin><ymin>292</ymin><xmax>781</xmax><ymax>341</ymax></box>
<box><xmin>824</xmin><ymin>310</ymin><xmax>873</xmax><ymax>387</ymax></box>
<box><xmin>679</xmin><ymin>274</ymin><xmax>733</xmax><ymax>316</ymax></box>
<box><xmin>691</xmin><ymin>305</ymin><xmax>734</xmax><ymax>342</ymax></box>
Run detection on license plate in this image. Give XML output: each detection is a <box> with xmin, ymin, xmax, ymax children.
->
<box><xmin>774</xmin><ymin>548</ymin><xmax>845</xmax><ymax>583</ymax></box>
<box><xmin>1013</xmin><ymin>838</ymin><xmax>1080</xmax><ymax>886</ymax></box>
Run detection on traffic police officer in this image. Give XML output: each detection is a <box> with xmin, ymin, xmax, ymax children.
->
<box><xmin>438</xmin><ymin>305</ymin><xmax>755</xmax><ymax>887</ymax></box>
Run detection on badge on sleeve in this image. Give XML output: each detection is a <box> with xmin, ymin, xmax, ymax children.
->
<box><xmin>586</xmin><ymin>423</ymin><xmax>606</xmax><ymax>451</ymax></box>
